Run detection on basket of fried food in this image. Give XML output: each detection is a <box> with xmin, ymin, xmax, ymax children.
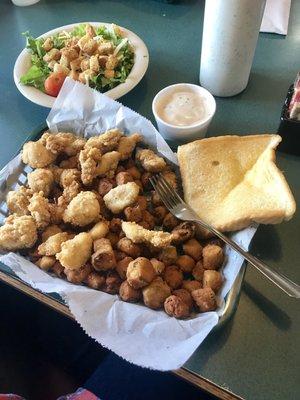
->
<box><xmin>0</xmin><ymin>129</ymin><xmax>225</xmax><ymax>319</ymax></box>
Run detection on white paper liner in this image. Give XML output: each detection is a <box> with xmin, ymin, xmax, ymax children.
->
<box><xmin>0</xmin><ymin>78</ymin><xmax>257</xmax><ymax>370</ymax></box>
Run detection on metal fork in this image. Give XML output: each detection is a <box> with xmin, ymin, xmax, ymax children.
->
<box><xmin>150</xmin><ymin>173</ymin><xmax>300</xmax><ymax>298</ymax></box>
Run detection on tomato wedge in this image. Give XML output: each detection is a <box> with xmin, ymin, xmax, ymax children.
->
<box><xmin>44</xmin><ymin>72</ymin><xmax>67</xmax><ymax>97</ymax></box>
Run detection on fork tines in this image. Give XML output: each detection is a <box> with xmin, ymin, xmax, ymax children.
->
<box><xmin>149</xmin><ymin>173</ymin><xmax>183</xmax><ymax>211</ymax></box>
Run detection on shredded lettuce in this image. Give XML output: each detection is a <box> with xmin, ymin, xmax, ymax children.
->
<box><xmin>71</xmin><ymin>24</ymin><xmax>87</xmax><ymax>37</ymax></box>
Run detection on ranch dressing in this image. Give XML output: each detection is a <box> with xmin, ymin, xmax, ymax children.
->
<box><xmin>157</xmin><ymin>90</ymin><xmax>208</xmax><ymax>126</ymax></box>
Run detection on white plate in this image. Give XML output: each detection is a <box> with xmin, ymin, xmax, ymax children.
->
<box><xmin>13</xmin><ymin>22</ymin><xmax>149</xmax><ymax>108</ymax></box>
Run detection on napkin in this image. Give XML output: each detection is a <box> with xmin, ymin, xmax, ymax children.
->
<box><xmin>0</xmin><ymin>79</ymin><xmax>257</xmax><ymax>370</ymax></box>
<box><xmin>260</xmin><ymin>0</ymin><xmax>291</xmax><ymax>35</ymax></box>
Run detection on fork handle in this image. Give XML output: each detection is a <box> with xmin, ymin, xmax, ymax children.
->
<box><xmin>194</xmin><ymin>221</ymin><xmax>300</xmax><ymax>298</ymax></box>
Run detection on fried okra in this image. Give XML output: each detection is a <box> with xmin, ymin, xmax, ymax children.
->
<box><xmin>203</xmin><ymin>270</ymin><xmax>223</xmax><ymax>293</ymax></box>
<box><xmin>163</xmin><ymin>265</ymin><xmax>183</xmax><ymax>289</ymax></box>
<box><xmin>202</xmin><ymin>245</ymin><xmax>224</xmax><ymax>270</ymax></box>
<box><xmin>164</xmin><ymin>295</ymin><xmax>190</xmax><ymax>319</ymax></box>
<box><xmin>142</xmin><ymin>277</ymin><xmax>171</xmax><ymax>309</ymax></box>
<box><xmin>191</xmin><ymin>287</ymin><xmax>217</xmax><ymax>312</ymax></box>
<box><xmin>119</xmin><ymin>281</ymin><xmax>141</xmax><ymax>303</ymax></box>
<box><xmin>92</xmin><ymin>238</ymin><xmax>116</xmax><ymax>271</ymax></box>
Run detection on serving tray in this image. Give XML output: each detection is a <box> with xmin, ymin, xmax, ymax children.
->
<box><xmin>0</xmin><ymin>124</ymin><xmax>246</xmax><ymax>330</ymax></box>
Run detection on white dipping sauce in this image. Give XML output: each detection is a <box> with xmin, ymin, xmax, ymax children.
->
<box><xmin>157</xmin><ymin>90</ymin><xmax>208</xmax><ymax>127</ymax></box>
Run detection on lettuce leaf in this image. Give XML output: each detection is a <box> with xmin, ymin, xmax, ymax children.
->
<box><xmin>20</xmin><ymin>65</ymin><xmax>49</xmax><ymax>91</ymax></box>
<box><xmin>71</xmin><ymin>24</ymin><xmax>87</xmax><ymax>37</ymax></box>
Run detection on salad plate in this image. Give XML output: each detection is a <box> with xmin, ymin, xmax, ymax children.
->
<box><xmin>13</xmin><ymin>22</ymin><xmax>149</xmax><ymax>108</ymax></box>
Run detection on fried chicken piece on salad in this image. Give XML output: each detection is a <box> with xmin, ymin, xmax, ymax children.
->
<box><xmin>22</xmin><ymin>140</ymin><xmax>56</xmax><ymax>168</ymax></box>
<box><xmin>0</xmin><ymin>215</ymin><xmax>37</xmax><ymax>250</ymax></box>
<box><xmin>28</xmin><ymin>192</ymin><xmax>51</xmax><ymax>230</ymax></box>
<box><xmin>27</xmin><ymin>168</ymin><xmax>54</xmax><ymax>197</ymax></box>
<box><xmin>6</xmin><ymin>187</ymin><xmax>33</xmax><ymax>216</ymax></box>
<box><xmin>40</xmin><ymin>132</ymin><xmax>86</xmax><ymax>156</ymax></box>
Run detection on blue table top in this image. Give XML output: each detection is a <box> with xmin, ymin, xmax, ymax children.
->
<box><xmin>1</xmin><ymin>1</ymin><xmax>300</xmax><ymax>399</ymax></box>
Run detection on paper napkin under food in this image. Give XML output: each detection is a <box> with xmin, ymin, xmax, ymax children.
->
<box><xmin>0</xmin><ymin>79</ymin><xmax>257</xmax><ymax>370</ymax></box>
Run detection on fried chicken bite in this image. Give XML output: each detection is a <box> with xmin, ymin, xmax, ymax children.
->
<box><xmin>163</xmin><ymin>265</ymin><xmax>183</xmax><ymax>289</ymax></box>
<box><xmin>63</xmin><ymin>191</ymin><xmax>100</xmax><ymax>226</ymax></box>
<box><xmin>56</xmin><ymin>232</ymin><xmax>93</xmax><ymax>270</ymax></box>
<box><xmin>97</xmin><ymin>151</ymin><xmax>121</xmax><ymax>177</ymax></box>
<box><xmin>117</xmin><ymin>133</ymin><xmax>142</xmax><ymax>160</ymax></box>
<box><xmin>35</xmin><ymin>256</ymin><xmax>56</xmax><ymax>271</ymax></box>
<box><xmin>0</xmin><ymin>215</ymin><xmax>37</xmax><ymax>250</ymax></box>
<box><xmin>59</xmin><ymin>155</ymin><xmax>79</xmax><ymax>169</ymax></box>
<box><xmin>41</xmin><ymin>225</ymin><xmax>62</xmax><ymax>242</ymax></box>
<box><xmin>22</xmin><ymin>140</ymin><xmax>56</xmax><ymax>168</ymax></box>
<box><xmin>164</xmin><ymin>295</ymin><xmax>190</xmax><ymax>319</ymax></box>
<box><xmin>6</xmin><ymin>187</ymin><xmax>32</xmax><ymax>216</ymax></box>
<box><xmin>89</xmin><ymin>220</ymin><xmax>109</xmax><ymax>240</ymax></box>
<box><xmin>38</xmin><ymin>232</ymin><xmax>70</xmax><ymax>256</ymax></box>
<box><xmin>191</xmin><ymin>287</ymin><xmax>217</xmax><ymax>312</ymax></box>
<box><xmin>203</xmin><ymin>270</ymin><xmax>223</xmax><ymax>293</ymax></box>
<box><xmin>27</xmin><ymin>168</ymin><xmax>54</xmax><ymax>197</ymax></box>
<box><xmin>41</xmin><ymin>132</ymin><xmax>86</xmax><ymax>156</ymax></box>
<box><xmin>119</xmin><ymin>280</ymin><xmax>142</xmax><ymax>303</ymax></box>
<box><xmin>79</xmin><ymin>147</ymin><xmax>102</xmax><ymax>185</ymax></box>
<box><xmin>59</xmin><ymin>168</ymin><xmax>81</xmax><ymax>188</ymax></box>
<box><xmin>85</xmin><ymin>129</ymin><xmax>122</xmax><ymax>152</ymax></box>
<box><xmin>91</xmin><ymin>238</ymin><xmax>116</xmax><ymax>271</ymax></box>
<box><xmin>136</xmin><ymin>149</ymin><xmax>167</xmax><ymax>172</ymax></box>
<box><xmin>122</xmin><ymin>221</ymin><xmax>172</xmax><ymax>248</ymax></box>
<box><xmin>28</xmin><ymin>192</ymin><xmax>51</xmax><ymax>229</ymax></box>
<box><xmin>202</xmin><ymin>245</ymin><xmax>224</xmax><ymax>270</ymax></box>
<box><xmin>103</xmin><ymin>182</ymin><xmax>140</xmax><ymax>214</ymax></box>
<box><xmin>142</xmin><ymin>277</ymin><xmax>171</xmax><ymax>309</ymax></box>
<box><xmin>126</xmin><ymin>257</ymin><xmax>156</xmax><ymax>289</ymax></box>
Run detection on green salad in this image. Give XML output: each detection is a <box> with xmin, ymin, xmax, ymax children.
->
<box><xmin>20</xmin><ymin>23</ymin><xmax>134</xmax><ymax>97</ymax></box>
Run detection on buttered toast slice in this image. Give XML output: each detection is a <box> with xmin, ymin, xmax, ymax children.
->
<box><xmin>177</xmin><ymin>135</ymin><xmax>296</xmax><ymax>232</ymax></box>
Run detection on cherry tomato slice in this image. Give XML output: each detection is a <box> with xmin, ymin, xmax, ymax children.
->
<box><xmin>44</xmin><ymin>72</ymin><xmax>66</xmax><ymax>97</ymax></box>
